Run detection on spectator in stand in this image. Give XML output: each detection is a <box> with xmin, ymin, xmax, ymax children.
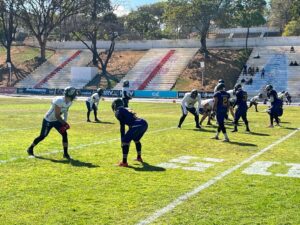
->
<box><xmin>241</xmin><ymin>78</ymin><xmax>246</xmax><ymax>84</ymax></box>
<box><xmin>243</xmin><ymin>64</ymin><xmax>247</xmax><ymax>75</ymax></box>
<box><xmin>256</xmin><ymin>67</ymin><xmax>259</xmax><ymax>73</ymax></box>
<box><xmin>261</xmin><ymin>68</ymin><xmax>265</xmax><ymax>79</ymax></box>
<box><xmin>253</xmin><ymin>53</ymin><xmax>260</xmax><ymax>59</ymax></box>
<box><xmin>248</xmin><ymin>67</ymin><xmax>252</xmax><ymax>75</ymax></box>
<box><xmin>290</xmin><ymin>46</ymin><xmax>295</xmax><ymax>53</ymax></box>
<box><xmin>290</xmin><ymin>61</ymin><xmax>294</xmax><ymax>66</ymax></box>
<box><xmin>294</xmin><ymin>61</ymin><xmax>299</xmax><ymax>66</ymax></box>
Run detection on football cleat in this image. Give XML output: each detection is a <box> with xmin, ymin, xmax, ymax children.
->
<box><xmin>87</xmin><ymin>119</ymin><xmax>91</xmax><ymax>122</ymax></box>
<box><xmin>196</xmin><ymin>124</ymin><xmax>201</xmax><ymax>129</ymax></box>
<box><xmin>223</xmin><ymin>138</ymin><xmax>230</xmax><ymax>142</ymax></box>
<box><xmin>135</xmin><ymin>157</ymin><xmax>144</xmax><ymax>163</ymax></box>
<box><xmin>118</xmin><ymin>162</ymin><xmax>129</xmax><ymax>167</ymax></box>
<box><xmin>95</xmin><ymin>118</ymin><xmax>100</xmax><ymax>122</ymax></box>
<box><xmin>231</xmin><ymin>129</ymin><xmax>238</xmax><ymax>132</ymax></box>
<box><xmin>27</xmin><ymin>147</ymin><xmax>34</xmax><ymax>156</ymax></box>
<box><xmin>63</xmin><ymin>153</ymin><xmax>71</xmax><ymax>160</ymax></box>
<box><xmin>210</xmin><ymin>136</ymin><xmax>219</xmax><ymax>140</ymax></box>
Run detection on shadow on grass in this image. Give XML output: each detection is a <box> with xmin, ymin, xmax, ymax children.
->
<box><xmin>35</xmin><ymin>156</ymin><xmax>99</xmax><ymax>168</ymax></box>
<box><xmin>128</xmin><ymin>162</ymin><xmax>165</xmax><ymax>172</ymax></box>
<box><xmin>227</xmin><ymin>141</ymin><xmax>257</xmax><ymax>147</ymax></box>
<box><xmin>281</xmin><ymin>127</ymin><xmax>298</xmax><ymax>130</ymax></box>
<box><xmin>89</xmin><ymin>121</ymin><xmax>114</xmax><ymax>124</ymax></box>
<box><xmin>248</xmin><ymin>132</ymin><xmax>270</xmax><ymax>136</ymax></box>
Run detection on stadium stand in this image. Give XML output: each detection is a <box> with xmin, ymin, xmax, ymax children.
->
<box><xmin>113</xmin><ymin>48</ymin><xmax>198</xmax><ymax>91</ymax></box>
<box><xmin>15</xmin><ymin>50</ymin><xmax>91</xmax><ymax>89</ymax></box>
<box><xmin>236</xmin><ymin>46</ymin><xmax>300</xmax><ymax>100</ymax></box>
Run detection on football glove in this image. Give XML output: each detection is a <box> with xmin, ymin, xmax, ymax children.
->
<box><xmin>59</xmin><ymin>123</ymin><xmax>70</xmax><ymax>134</ymax></box>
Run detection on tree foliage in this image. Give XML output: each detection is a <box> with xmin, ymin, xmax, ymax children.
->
<box><xmin>16</xmin><ymin>0</ymin><xmax>82</xmax><ymax>61</ymax></box>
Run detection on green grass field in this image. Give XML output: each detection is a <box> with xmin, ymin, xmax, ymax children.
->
<box><xmin>0</xmin><ymin>97</ymin><xmax>299</xmax><ymax>225</ymax></box>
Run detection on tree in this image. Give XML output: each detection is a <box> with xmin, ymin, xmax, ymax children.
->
<box><xmin>72</xmin><ymin>0</ymin><xmax>120</xmax><ymax>88</ymax></box>
<box><xmin>0</xmin><ymin>0</ymin><xmax>18</xmax><ymax>63</ymax></box>
<box><xmin>124</xmin><ymin>2</ymin><xmax>166</xmax><ymax>40</ymax></box>
<box><xmin>283</xmin><ymin>18</ymin><xmax>300</xmax><ymax>36</ymax></box>
<box><xmin>231</xmin><ymin>0</ymin><xmax>266</xmax><ymax>49</ymax></box>
<box><xmin>16</xmin><ymin>0</ymin><xmax>82</xmax><ymax>62</ymax></box>
<box><xmin>269</xmin><ymin>0</ymin><xmax>293</xmax><ymax>30</ymax></box>
<box><xmin>165</xmin><ymin>0</ymin><xmax>227</xmax><ymax>56</ymax></box>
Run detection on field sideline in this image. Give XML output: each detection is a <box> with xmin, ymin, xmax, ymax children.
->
<box><xmin>0</xmin><ymin>96</ymin><xmax>299</xmax><ymax>225</ymax></box>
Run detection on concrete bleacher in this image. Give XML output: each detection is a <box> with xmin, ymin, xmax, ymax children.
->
<box><xmin>113</xmin><ymin>48</ymin><xmax>198</xmax><ymax>91</ymax></box>
<box><xmin>236</xmin><ymin>46</ymin><xmax>300</xmax><ymax>100</ymax></box>
<box><xmin>15</xmin><ymin>50</ymin><xmax>78</xmax><ymax>88</ymax></box>
<box><xmin>40</xmin><ymin>50</ymin><xmax>91</xmax><ymax>89</ymax></box>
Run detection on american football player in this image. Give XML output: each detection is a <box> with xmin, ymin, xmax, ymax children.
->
<box><xmin>249</xmin><ymin>93</ymin><xmax>263</xmax><ymax>112</ymax></box>
<box><xmin>122</xmin><ymin>80</ymin><xmax>132</xmax><ymax>108</ymax></box>
<box><xmin>178</xmin><ymin>89</ymin><xmax>201</xmax><ymax>129</ymax></box>
<box><xmin>212</xmin><ymin>83</ymin><xmax>230</xmax><ymax>142</ymax></box>
<box><xmin>199</xmin><ymin>98</ymin><xmax>214</xmax><ymax>126</ymax></box>
<box><xmin>112</xmin><ymin>98</ymin><xmax>148</xmax><ymax>167</ymax></box>
<box><xmin>265</xmin><ymin>85</ymin><xmax>283</xmax><ymax>127</ymax></box>
<box><xmin>232</xmin><ymin>84</ymin><xmax>250</xmax><ymax>132</ymax></box>
<box><xmin>27</xmin><ymin>86</ymin><xmax>77</xmax><ymax>159</ymax></box>
<box><xmin>86</xmin><ymin>88</ymin><xmax>103</xmax><ymax>122</ymax></box>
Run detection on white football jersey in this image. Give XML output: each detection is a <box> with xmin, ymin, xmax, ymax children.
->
<box><xmin>250</xmin><ymin>95</ymin><xmax>260</xmax><ymax>103</ymax></box>
<box><xmin>181</xmin><ymin>92</ymin><xmax>201</xmax><ymax>114</ymax></box>
<box><xmin>87</xmin><ymin>93</ymin><xmax>100</xmax><ymax>108</ymax></box>
<box><xmin>122</xmin><ymin>87</ymin><xmax>132</xmax><ymax>98</ymax></box>
<box><xmin>44</xmin><ymin>97</ymin><xmax>73</xmax><ymax>122</ymax></box>
<box><xmin>201</xmin><ymin>98</ymin><xmax>214</xmax><ymax>110</ymax></box>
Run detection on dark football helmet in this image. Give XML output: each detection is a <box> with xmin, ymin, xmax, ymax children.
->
<box><xmin>111</xmin><ymin>98</ymin><xmax>124</xmax><ymax>111</ymax></box>
<box><xmin>123</xmin><ymin>80</ymin><xmax>129</xmax><ymax>87</ymax></box>
<box><xmin>265</xmin><ymin>85</ymin><xmax>273</xmax><ymax>92</ymax></box>
<box><xmin>258</xmin><ymin>93</ymin><xmax>263</xmax><ymax>98</ymax></box>
<box><xmin>216</xmin><ymin>83</ymin><xmax>225</xmax><ymax>91</ymax></box>
<box><xmin>64</xmin><ymin>86</ymin><xmax>77</xmax><ymax>100</ymax></box>
<box><xmin>218</xmin><ymin>79</ymin><xmax>225</xmax><ymax>84</ymax></box>
<box><xmin>97</xmin><ymin>88</ymin><xmax>104</xmax><ymax>96</ymax></box>
<box><xmin>191</xmin><ymin>89</ymin><xmax>198</xmax><ymax>99</ymax></box>
<box><xmin>234</xmin><ymin>84</ymin><xmax>242</xmax><ymax>92</ymax></box>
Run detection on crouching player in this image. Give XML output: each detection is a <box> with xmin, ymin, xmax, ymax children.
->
<box><xmin>212</xmin><ymin>83</ymin><xmax>230</xmax><ymax>142</ymax></box>
<box><xmin>199</xmin><ymin>98</ymin><xmax>214</xmax><ymax>126</ymax></box>
<box><xmin>86</xmin><ymin>88</ymin><xmax>103</xmax><ymax>122</ymax></box>
<box><xmin>266</xmin><ymin>85</ymin><xmax>283</xmax><ymax>127</ymax></box>
<box><xmin>112</xmin><ymin>99</ymin><xmax>148</xmax><ymax>167</ymax></box>
<box><xmin>249</xmin><ymin>93</ymin><xmax>263</xmax><ymax>112</ymax></box>
<box><xmin>27</xmin><ymin>86</ymin><xmax>77</xmax><ymax>159</ymax></box>
<box><xmin>178</xmin><ymin>89</ymin><xmax>201</xmax><ymax>129</ymax></box>
<box><xmin>232</xmin><ymin>84</ymin><xmax>250</xmax><ymax>132</ymax></box>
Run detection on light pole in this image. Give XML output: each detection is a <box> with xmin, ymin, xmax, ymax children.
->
<box><xmin>200</xmin><ymin>61</ymin><xmax>205</xmax><ymax>87</ymax></box>
<box><xmin>7</xmin><ymin>62</ymin><xmax>12</xmax><ymax>87</ymax></box>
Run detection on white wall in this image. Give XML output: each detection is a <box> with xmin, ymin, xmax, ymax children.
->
<box><xmin>26</xmin><ymin>36</ymin><xmax>300</xmax><ymax>50</ymax></box>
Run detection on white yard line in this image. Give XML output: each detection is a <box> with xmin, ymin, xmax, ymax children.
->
<box><xmin>136</xmin><ymin>128</ymin><xmax>300</xmax><ymax>225</ymax></box>
<box><xmin>0</xmin><ymin>124</ymin><xmax>182</xmax><ymax>166</ymax></box>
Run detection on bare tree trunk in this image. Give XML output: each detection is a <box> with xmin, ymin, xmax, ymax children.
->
<box><xmin>38</xmin><ymin>39</ymin><xmax>47</xmax><ymax>62</ymax></box>
<box><xmin>6</xmin><ymin>44</ymin><xmax>12</xmax><ymax>63</ymax></box>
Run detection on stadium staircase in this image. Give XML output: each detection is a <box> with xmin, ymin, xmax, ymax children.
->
<box><xmin>15</xmin><ymin>50</ymin><xmax>91</xmax><ymax>89</ymax></box>
<box><xmin>113</xmin><ymin>48</ymin><xmax>198</xmax><ymax>91</ymax></box>
<box><xmin>236</xmin><ymin>46</ymin><xmax>300</xmax><ymax>100</ymax></box>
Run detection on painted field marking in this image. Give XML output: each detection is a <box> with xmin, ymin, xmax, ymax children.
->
<box><xmin>157</xmin><ymin>156</ymin><xmax>224</xmax><ymax>172</ymax></box>
<box><xmin>0</xmin><ymin>124</ymin><xmax>187</xmax><ymax>166</ymax></box>
<box><xmin>243</xmin><ymin>161</ymin><xmax>300</xmax><ymax>178</ymax></box>
<box><xmin>136</xmin><ymin>128</ymin><xmax>300</xmax><ymax>225</ymax></box>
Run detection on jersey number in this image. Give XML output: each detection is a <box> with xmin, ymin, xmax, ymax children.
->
<box><xmin>222</xmin><ymin>97</ymin><xmax>228</xmax><ymax>106</ymax></box>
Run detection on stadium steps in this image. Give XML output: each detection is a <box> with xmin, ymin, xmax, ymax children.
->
<box><xmin>113</xmin><ymin>48</ymin><xmax>198</xmax><ymax>91</ymax></box>
<box><xmin>40</xmin><ymin>50</ymin><xmax>92</xmax><ymax>89</ymax></box>
<box><xmin>34</xmin><ymin>50</ymin><xmax>82</xmax><ymax>88</ymax></box>
<box><xmin>236</xmin><ymin>46</ymin><xmax>300</xmax><ymax>99</ymax></box>
<box><xmin>15</xmin><ymin>50</ymin><xmax>78</xmax><ymax>88</ymax></box>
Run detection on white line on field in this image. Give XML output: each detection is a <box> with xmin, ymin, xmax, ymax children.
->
<box><xmin>0</xmin><ymin>124</ymin><xmax>182</xmax><ymax>166</ymax></box>
<box><xmin>136</xmin><ymin>128</ymin><xmax>300</xmax><ymax>225</ymax></box>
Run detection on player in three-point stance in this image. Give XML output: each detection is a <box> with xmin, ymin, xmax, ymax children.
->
<box><xmin>86</xmin><ymin>88</ymin><xmax>103</xmax><ymax>122</ymax></box>
<box><xmin>199</xmin><ymin>98</ymin><xmax>214</xmax><ymax>126</ymax></box>
<box><xmin>112</xmin><ymin>98</ymin><xmax>148</xmax><ymax>167</ymax></box>
<box><xmin>27</xmin><ymin>86</ymin><xmax>77</xmax><ymax>159</ymax></box>
<box><xmin>212</xmin><ymin>83</ymin><xmax>230</xmax><ymax>142</ymax></box>
<box><xmin>122</xmin><ymin>80</ymin><xmax>132</xmax><ymax>108</ymax></box>
<box><xmin>232</xmin><ymin>84</ymin><xmax>250</xmax><ymax>133</ymax></box>
<box><xmin>248</xmin><ymin>93</ymin><xmax>263</xmax><ymax>112</ymax></box>
<box><xmin>178</xmin><ymin>89</ymin><xmax>202</xmax><ymax>129</ymax></box>
<box><xmin>265</xmin><ymin>85</ymin><xmax>283</xmax><ymax>128</ymax></box>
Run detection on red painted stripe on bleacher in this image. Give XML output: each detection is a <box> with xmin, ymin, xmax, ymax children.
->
<box><xmin>34</xmin><ymin>50</ymin><xmax>82</xmax><ymax>88</ymax></box>
<box><xmin>138</xmin><ymin>50</ymin><xmax>176</xmax><ymax>90</ymax></box>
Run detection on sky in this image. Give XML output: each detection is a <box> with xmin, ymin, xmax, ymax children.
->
<box><xmin>112</xmin><ymin>0</ymin><xmax>162</xmax><ymax>16</ymax></box>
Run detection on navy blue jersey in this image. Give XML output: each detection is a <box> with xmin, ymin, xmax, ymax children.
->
<box><xmin>115</xmin><ymin>107</ymin><xmax>138</xmax><ymax>127</ymax></box>
<box><xmin>235</xmin><ymin>90</ymin><xmax>248</xmax><ymax>110</ymax></box>
<box><xmin>214</xmin><ymin>91</ymin><xmax>230</xmax><ymax>113</ymax></box>
<box><xmin>267</xmin><ymin>90</ymin><xmax>279</xmax><ymax>106</ymax></box>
